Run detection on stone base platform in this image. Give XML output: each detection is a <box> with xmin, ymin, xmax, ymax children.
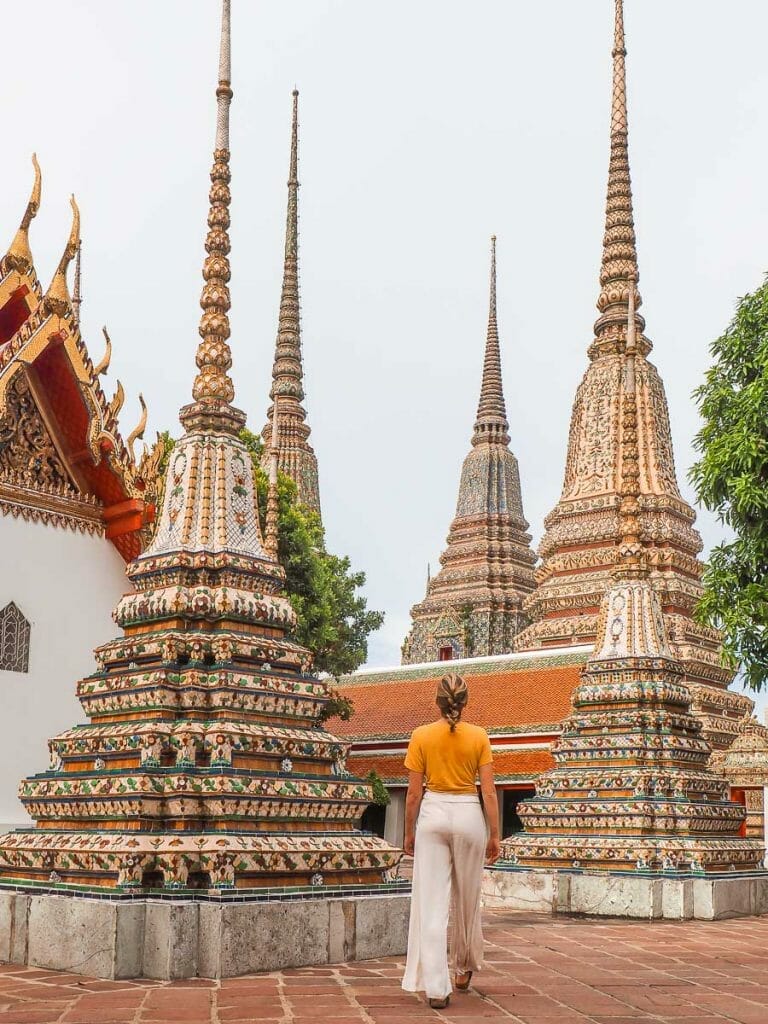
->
<box><xmin>0</xmin><ymin>887</ymin><xmax>411</xmax><ymax>980</ymax></box>
<box><xmin>483</xmin><ymin>866</ymin><xmax>768</xmax><ymax>921</ymax></box>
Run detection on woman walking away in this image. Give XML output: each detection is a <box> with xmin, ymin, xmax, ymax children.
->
<box><xmin>401</xmin><ymin>673</ymin><xmax>500</xmax><ymax>1010</ymax></box>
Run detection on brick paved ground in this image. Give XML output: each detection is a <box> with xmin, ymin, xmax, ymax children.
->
<box><xmin>1</xmin><ymin>909</ymin><xmax>768</xmax><ymax>1023</ymax></box>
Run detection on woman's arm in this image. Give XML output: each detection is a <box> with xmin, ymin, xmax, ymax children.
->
<box><xmin>403</xmin><ymin>770</ymin><xmax>425</xmax><ymax>856</ymax></box>
<box><xmin>479</xmin><ymin>763</ymin><xmax>501</xmax><ymax>864</ymax></box>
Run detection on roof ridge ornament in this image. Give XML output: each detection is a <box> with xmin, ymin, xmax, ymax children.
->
<box><xmin>43</xmin><ymin>195</ymin><xmax>79</xmax><ymax>317</ymax></box>
<box><xmin>72</xmin><ymin>240</ymin><xmax>83</xmax><ymax>326</ymax></box>
<box><xmin>3</xmin><ymin>154</ymin><xmax>42</xmax><ymax>275</ymax></box>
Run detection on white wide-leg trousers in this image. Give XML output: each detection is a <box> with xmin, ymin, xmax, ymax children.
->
<box><xmin>401</xmin><ymin>792</ymin><xmax>487</xmax><ymax>1000</ymax></box>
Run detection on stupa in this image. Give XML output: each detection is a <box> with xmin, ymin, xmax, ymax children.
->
<box><xmin>499</xmin><ymin>286</ymin><xmax>764</xmax><ymax>880</ymax></box>
<box><xmin>514</xmin><ymin>0</ymin><xmax>752</xmax><ymax>749</ymax></box>
<box><xmin>402</xmin><ymin>238</ymin><xmax>537</xmax><ymax>663</ymax></box>
<box><xmin>0</xmin><ymin>0</ymin><xmax>398</xmax><ymax>895</ymax></box>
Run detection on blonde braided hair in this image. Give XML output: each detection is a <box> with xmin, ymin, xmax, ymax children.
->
<box><xmin>436</xmin><ymin>673</ymin><xmax>468</xmax><ymax>732</ymax></box>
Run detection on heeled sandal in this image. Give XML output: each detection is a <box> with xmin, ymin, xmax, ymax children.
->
<box><xmin>455</xmin><ymin>970</ymin><xmax>473</xmax><ymax>991</ymax></box>
<box><xmin>428</xmin><ymin>995</ymin><xmax>450</xmax><ymax>1009</ymax></box>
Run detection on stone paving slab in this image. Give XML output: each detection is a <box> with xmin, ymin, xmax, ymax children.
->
<box><xmin>2</xmin><ymin>910</ymin><xmax>768</xmax><ymax>1022</ymax></box>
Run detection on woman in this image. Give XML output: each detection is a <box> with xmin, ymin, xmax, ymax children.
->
<box><xmin>401</xmin><ymin>673</ymin><xmax>500</xmax><ymax>1010</ymax></box>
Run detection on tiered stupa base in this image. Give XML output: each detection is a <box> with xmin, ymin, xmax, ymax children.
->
<box><xmin>488</xmin><ymin>576</ymin><xmax>766</xmax><ymax>919</ymax></box>
<box><xmin>0</xmin><ymin>829</ymin><xmax>400</xmax><ymax>891</ymax></box>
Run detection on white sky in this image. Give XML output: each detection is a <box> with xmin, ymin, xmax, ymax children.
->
<box><xmin>3</xmin><ymin>1</ymin><xmax>767</xmax><ymax>711</ymax></box>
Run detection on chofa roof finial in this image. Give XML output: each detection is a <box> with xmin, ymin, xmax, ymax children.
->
<box><xmin>44</xmin><ymin>195</ymin><xmax>80</xmax><ymax>317</ymax></box>
<box><xmin>3</xmin><ymin>154</ymin><xmax>42</xmax><ymax>275</ymax></box>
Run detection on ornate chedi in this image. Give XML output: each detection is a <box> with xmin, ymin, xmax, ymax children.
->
<box><xmin>502</xmin><ymin>286</ymin><xmax>764</xmax><ymax>874</ymax></box>
<box><xmin>515</xmin><ymin>0</ymin><xmax>751</xmax><ymax>748</ymax></box>
<box><xmin>402</xmin><ymin>238</ymin><xmax>537</xmax><ymax>664</ymax></box>
<box><xmin>0</xmin><ymin>0</ymin><xmax>398</xmax><ymax>891</ymax></box>
<box><xmin>0</xmin><ymin>163</ymin><xmax>154</xmax><ymax>558</ymax></box>
<box><xmin>711</xmin><ymin>715</ymin><xmax>768</xmax><ymax>843</ymax></box>
<box><xmin>261</xmin><ymin>90</ymin><xmax>321</xmax><ymax>517</ymax></box>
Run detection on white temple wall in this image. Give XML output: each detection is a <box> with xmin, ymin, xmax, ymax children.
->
<box><xmin>0</xmin><ymin>516</ymin><xmax>128</xmax><ymax>825</ymax></box>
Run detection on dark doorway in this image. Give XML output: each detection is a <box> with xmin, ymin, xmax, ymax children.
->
<box><xmin>438</xmin><ymin>646</ymin><xmax>453</xmax><ymax>661</ymax></box>
<box><xmin>360</xmin><ymin>803</ymin><xmax>386</xmax><ymax>838</ymax></box>
<box><xmin>501</xmin><ymin>788</ymin><xmax>535</xmax><ymax>838</ymax></box>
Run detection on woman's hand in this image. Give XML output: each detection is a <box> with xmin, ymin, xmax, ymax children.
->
<box><xmin>485</xmin><ymin>835</ymin><xmax>501</xmax><ymax>865</ymax></box>
<box><xmin>404</xmin><ymin>832</ymin><xmax>415</xmax><ymax>857</ymax></box>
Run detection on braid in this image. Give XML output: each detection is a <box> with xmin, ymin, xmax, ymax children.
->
<box><xmin>436</xmin><ymin>673</ymin><xmax>469</xmax><ymax>732</ymax></box>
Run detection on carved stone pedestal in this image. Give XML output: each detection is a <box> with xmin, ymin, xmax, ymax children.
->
<box><xmin>0</xmin><ymin>887</ymin><xmax>411</xmax><ymax>980</ymax></box>
<box><xmin>483</xmin><ymin>867</ymin><xmax>768</xmax><ymax>921</ymax></box>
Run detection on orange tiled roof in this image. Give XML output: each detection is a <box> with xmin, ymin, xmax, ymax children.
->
<box><xmin>336</xmin><ymin>658</ymin><xmax>584</xmax><ymax>742</ymax></box>
<box><xmin>349</xmin><ymin>747</ymin><xmax>554</xmax><ymax>785</ymax></box>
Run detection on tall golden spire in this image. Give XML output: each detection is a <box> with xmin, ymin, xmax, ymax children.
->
<box><xmin>180</xmin><ymin>0</ymin><xmax>245</xmax><ymax>435</ymax></box>
<box><xmin>593</xmin><ymin>0</ymin><xmax>644</xmax><ymax>353</ymax></box>
<box><xmin>43</xmin><ymin>196</ymin><xmax>79</xmax><ymax>317</ymax></box>
<box><xmin>3</xmin><ymin>155</ymin><xmax>42</xmax><ymax>275</ymax></box>
<box><xmin>472</xmin><ymin>235</ymin><xmax>509</xmax><ymax>445</ymax></box>
<box><xmin>261</xmin><ymin>89</ymin><xmax>321</xmax><ymax>516</ymax></box>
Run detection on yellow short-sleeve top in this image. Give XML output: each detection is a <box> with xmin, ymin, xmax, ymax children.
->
<box><xmin>404</xmin><ymin>720</ymin><xmax>493</xmax><ymax>795</ymax></box>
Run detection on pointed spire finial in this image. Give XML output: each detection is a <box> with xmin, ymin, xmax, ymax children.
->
<box><xmin>72</xmin><ymin>240</ymin><xmax>82</xmax><ymax>326</ymax></box>
<box><xmin>267</xmin><ymin>88</ymin><xmax>302</xmax><ymax>426</ymax></box>
<box><xmin>44</xmin><ymin>195</ymin><xmax>80</xmax><ymax>317</ymax></box>
<box><xmin>181</xmin><ymin>0</ymin><xmax>244</xmax><ymax>434</ymax></box>
<box><xmin>594</xmin><ymin>0</ymin><xmax>645</xmax><ymax>351</ymax></box>
<box><xmin>3</xmin><ymin>155</ymin><xmax>42</xmax><ymax>274</ymax></box>
<box><xmin>261</xmin><ymin>88</ymin><xmax>321</xmax><ymax>517</ymax></box>
<box><xmin>472</xmin><ymin>235</ymin><xmax>509</xmax><ymax>446</ymax></box>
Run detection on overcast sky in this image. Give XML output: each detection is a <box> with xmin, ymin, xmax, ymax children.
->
<box><xmin>3</xmin><ymin>2</ymin><xmax>768</xmax><ymax>704</ymax></box>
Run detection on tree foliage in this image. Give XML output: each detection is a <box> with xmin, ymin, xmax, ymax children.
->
<box><xmin>366</xmin><ymin>770</ymin><xmax>391</xmax><ymax>807</ymax></box>
<box><xmin>690</xmin><ymin>278</ymin><xmax>768</xmax><ymax>691</ymax></box>
<box><xmin>240</xmin><ymin>429</ymin><xmax>384</xmax><ymax>679</ymax></box>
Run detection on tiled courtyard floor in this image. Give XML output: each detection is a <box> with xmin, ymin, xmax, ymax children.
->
<box><xmin>2</xmin><ymin>910</ymin><xmax>768</xmax><ymax>1023</ymax></box>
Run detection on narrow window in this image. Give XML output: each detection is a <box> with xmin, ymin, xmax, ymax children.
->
<box><xmin>0</xmin><ymin>602</ymin><xmax>31</xmax><ymax>673</ymax></box>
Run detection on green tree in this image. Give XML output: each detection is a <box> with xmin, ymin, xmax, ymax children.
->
<box><xmin>690</xmin><ymin>278</ymin><xmax>768</xmax><ymax>691</ymax></box>
<box><xmin>240</xmin><ymin>429</ymin><xmax>384</xmax><ymax>678</ymax></box>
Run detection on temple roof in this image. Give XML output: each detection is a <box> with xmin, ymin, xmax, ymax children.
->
<box><xmin>0</xmin><ymin>169</ymin><xmax>154</xmax><ymax>560</ymax></box>
<box><xmin>348</xmin><ymin>748</ymin><xmax>555</xmax><ymax>786</ymax></box>
<box><xmin>337</xmin><ymin>648</ymin><xmax>587</xmax><ymax>742</ymax></box>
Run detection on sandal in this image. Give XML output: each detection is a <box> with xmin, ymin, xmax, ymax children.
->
<box><xmin>455</xmin><ymin>970</ymin><xmax>473</xmax><ymax>991</ymax></box>
<box><xmin>428</xmin><ymin>995</ymin><xmax>450</xmax><ymax>1009</ymax></box>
